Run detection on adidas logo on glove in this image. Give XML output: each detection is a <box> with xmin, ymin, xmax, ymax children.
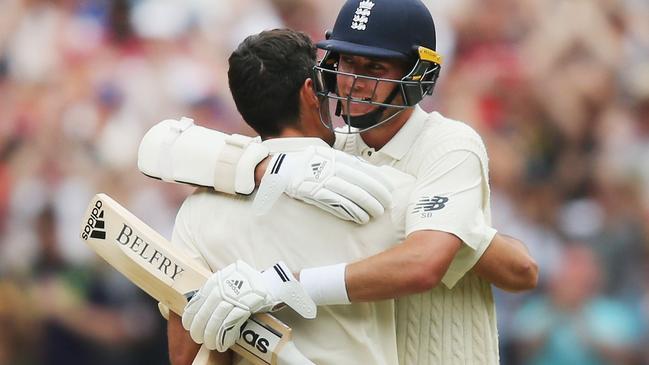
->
<box><xmin>226</xmin><ymin>279</ymin><xmax>245</xmax><ymax>295</ymax></box>
<box><xmin>311</xmin><ymin>161</ymin><xmax>328</xmax><ymax>180</ymax></box>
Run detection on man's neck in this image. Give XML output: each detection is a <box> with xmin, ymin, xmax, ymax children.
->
<box><xmin>276</xmin><ymin>128</ymin><xmax>307</xmax><ymax>138</ymax></box>
<box><xmin>260</xmin><ymin>127</ymin><xmax>309</xmax><ymax>141</ymax></box>
<box><xmin>359</xmin><ymin>108</ymin><xmax>414</xmax><ymax>150</ymax></box>
<box><xmin>262</xmin><ymin>127</ymin><xmax>335</xmax><ymax>146</ymax></box>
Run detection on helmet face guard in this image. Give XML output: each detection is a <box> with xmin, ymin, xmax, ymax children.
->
<box><xmin>313</xmin><ymin>46</ymin><xmax>442</xmax><ymax>133</ymax></box>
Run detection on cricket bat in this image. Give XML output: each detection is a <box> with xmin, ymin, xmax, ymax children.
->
<box><xmin>80</xmin><ymin>193</ymin><xmax>314</xmax><ymax>365</ymax></box>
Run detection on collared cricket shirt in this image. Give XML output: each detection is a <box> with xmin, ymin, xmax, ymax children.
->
<box><xmin>335</xmin><ymin>106</ymin><xmax>500</xmax><ymax>365</ymax></box>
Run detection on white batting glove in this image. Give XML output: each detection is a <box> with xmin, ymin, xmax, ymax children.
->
<box><xmin>182</xmin><ymin>260</ymin><xmax>315</xmax><ymax>352</ymax></box>
<box><xmin>253</xmin><ymin>146</ymin><xmax>393</xmax><ymax>224</ymax></box>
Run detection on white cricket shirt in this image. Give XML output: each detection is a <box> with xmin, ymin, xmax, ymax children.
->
<box><xmin>335</xmin><ymin>106</ymin><xmax>500</xmax><ymax>365</ymax></box>
<box><xmin>172</xmin><ymin>138</ymin><xmax>414</xmax><ymax>365</ymax></box>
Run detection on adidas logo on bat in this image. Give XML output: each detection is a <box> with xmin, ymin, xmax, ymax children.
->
<box><xmin>81</xmin><ymin>200</ymin><xmax>106</xmax><ymax>240</ymax></box>
<box><xmin>239</xmin><ymin>321</ymin><xmax>270</xmax><ymax>353</ymax></box>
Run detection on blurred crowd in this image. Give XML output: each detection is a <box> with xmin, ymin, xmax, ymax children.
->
<box><xmin>0</xmin><ymin>0</ymin><xmax>647</xmax><ymax>364</ymax></box>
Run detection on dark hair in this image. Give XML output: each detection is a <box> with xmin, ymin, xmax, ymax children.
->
<box><xmin>228</xmin><ymin>29</ymin><xmax>317</xmax><ymax>137</ymax></box>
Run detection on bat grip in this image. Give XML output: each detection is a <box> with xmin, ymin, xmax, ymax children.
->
<box><xmin>277</xmin><ymin>341</ymin><xmax>316</xmax><ymax>365</ymax></box>
<box><xmin>191</xmin><ymin>336</ymin><xmax>314</xmax><ymax>365</ymax></box>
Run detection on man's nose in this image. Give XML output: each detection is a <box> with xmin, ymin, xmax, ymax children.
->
<box><xmin>339</xmin><ymin>74</ymin><xmax>367</xmax><ymax>96</ymax></box>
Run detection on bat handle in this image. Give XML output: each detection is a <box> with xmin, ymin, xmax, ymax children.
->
<box><xmin>192</xmin><ymin>339</ymin><xmax>315</xmax><ymax>365</ymax></box>
<box><xmin>192</xmin><ymin>345</ymin><xmax>217</xmax><ymax>365</ymax></box>
<box><xmin>278</xmin><ymin>341</ymin><xmax>316</xmax><ymax>365</ymax></box>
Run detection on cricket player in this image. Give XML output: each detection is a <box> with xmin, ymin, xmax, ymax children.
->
<box><xmin>145</xmin><ymin>1</ymin><xmax>538</xmax><ymax>364</ymax></box>
<box><xmin>165</xmin><ymin>29</ymin><xmax>413</xmax><ymax>365</ymax></box>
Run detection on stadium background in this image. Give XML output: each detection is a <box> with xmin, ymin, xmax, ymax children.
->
<box><xmin>0</xmin><ymin>0</ymin><xmax>647</xmax><ymax>364</ymax></box>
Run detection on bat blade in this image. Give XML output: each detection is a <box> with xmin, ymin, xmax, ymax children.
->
<box><xmin>79</xmin><ymin>193</ymin><xmax>296</xmax><ymax>365</ymax></box>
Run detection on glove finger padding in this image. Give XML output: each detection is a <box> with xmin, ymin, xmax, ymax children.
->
<box><xmin>323</xmin><ymin>175</ymin><xmax>385</xmax><ymax>219</ymax></box>
<box><xmin>304</xmin><ymin>184</ymin><xmax>370</xmax><ymax>224</ymax></box>
<box><xmin>332</xmin><ymin>160</ymin><xmax>393</xmax><ymax>211</ymax></box>
<box><xmin>202</xmin><ymin>300</ymin><xmax>237</xmax><ymax>350</ymax></box>
<box><xmin>214</xmin><ymin>307</ymin><xmax>251</xmax><ymax>352</ymax></box>
<box><xmin>189</xmin><ymin>290</ymin><xmax>232</xmax><ymax>344</ymax></box>
<box><xmin>182</xmin><ymin>275</ymin><xmax>218</xmax><ymax>333</ymax></box>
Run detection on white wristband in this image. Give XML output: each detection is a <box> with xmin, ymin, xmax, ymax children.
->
<box><xmin>299</xmin><ymin>263</ymin><xmax>350</xmax><ymax>305</ymax></box>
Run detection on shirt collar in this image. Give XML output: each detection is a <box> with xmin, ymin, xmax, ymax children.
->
<box><xmin>375</xmin><ymin>105</ymin><xmax>430</xmax><ymax>161</ymax></box>
<box><xmin>261</xmin><ymin>137</ymin><xmax>330</xmax><ymax>153</ymax></box>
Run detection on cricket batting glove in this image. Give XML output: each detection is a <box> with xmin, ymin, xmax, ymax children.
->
<box><xmin>182</xmin><ymin>260</ymin><xmax>316</xmax><ymax>352</ymax></box>
<box><xmin>253</xmin><ymin>146</ymin><xmax>393</xmax><ymax>224</ymax></box>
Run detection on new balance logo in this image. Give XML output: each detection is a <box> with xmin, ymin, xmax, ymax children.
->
<box><xmin>311</xmin><ymin>161</ymin><xmax>327</xmax><ymax>180</ymax></box>
<box><xmin>412</xmin><ymin>196</ymin><xmax>449</xmax><ymax>217</ymax></box>
<box><xmin>81</xmin><ymin>200</ymin><xmax>106</xmax><ymax>240</ymax></box>
<box><xmin>226</xmin><ymin>279</ymin><xmax>244</xmax><ymax>295</ymax></box>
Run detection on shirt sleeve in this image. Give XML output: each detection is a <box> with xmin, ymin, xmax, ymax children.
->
<box><xmin>405</xmin><ymin>150</ymin><xmax>497</xmax><ymax>288</ymax></box>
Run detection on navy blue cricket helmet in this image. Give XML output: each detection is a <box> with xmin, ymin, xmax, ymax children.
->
<box><xmin>313</xmin><ymin>0</ymin><xmax>443</xmax><ymax>132</ymax></box>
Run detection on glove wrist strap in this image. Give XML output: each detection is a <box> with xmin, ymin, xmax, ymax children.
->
<box><xmin>213</xmin><ymin>134</ymin><xmax>269</xmax><ymax>195</ymax></box>
<box><xmin>299</xmin><ymin>263</ymin><xmax>350</xmax><ymax>305</ymax></box>
<box><xmin>261</xmin><ymin>261</ymin><xmax>317</xmax><ymax>318</ymax></box>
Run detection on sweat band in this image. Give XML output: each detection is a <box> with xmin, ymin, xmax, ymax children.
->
<box><xmin>299</xmin><ymin>263</ymin><xmax>350</xmax><ymax>305</ymax></box>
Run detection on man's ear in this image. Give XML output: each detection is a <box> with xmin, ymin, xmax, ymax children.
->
<box><xmin>301</xmin><ymin>78</ymin><xmax>319</xmax><ymax>108</ymax></box>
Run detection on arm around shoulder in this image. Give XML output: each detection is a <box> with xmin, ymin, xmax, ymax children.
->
<box><xmin>345</xmin><ymin>230</ymin><xmax>462</xmax><ymax>301</ymax></box>
<box><xmin>472</xmin><ymin>233</ymin><xmax>538</xmax><ymax>292</ymax></box>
